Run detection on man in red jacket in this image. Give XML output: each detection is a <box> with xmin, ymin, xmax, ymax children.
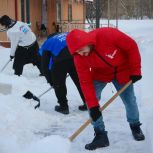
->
<box><xmin>66</xmin><ymin>28</ymin><xmax>145</xmax><ymax>150</ymax></box>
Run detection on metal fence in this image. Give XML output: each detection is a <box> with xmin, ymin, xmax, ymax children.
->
<box><xmin>56</xmin><ymin>21</ymin><xmax>116</xmax><ymax>32</ymax></box>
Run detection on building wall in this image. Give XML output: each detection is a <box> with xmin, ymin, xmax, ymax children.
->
<box><xmin>58</xmin><ymin>1</ymin><xmax>85</xmax><ymax>32</ymax></box>
<box><xmin>17</xmin><ymin>0</ymin><xmax>21</xmax><ymax>21</ymax></box>
<box><xmin>0</xmin><ymin>0</ymin><xmax>85</xmax><ymax>41</ymax></box>
<box><xmin>0</xmin><ymin>0</ymin><xmax>42</xmax><ymax>41</ymax></box>
<box><xmin>47</xmin><ymin>0</ymin><xmax>56</xmax><ymax>34</ymax></box>
<box><xmin>72</xmin><ymin>2</ymin><xmax>84</xmax><ymax>22</ymax></box>
<box><xmin>61</xmin><ymin>1</ymin><xmax>84</xmax><ymax>22</ymax></box>
<box><xmin>29</xmin><ymin>0</ymin><xmax>42</xmax><ymax>34</ymax></box>
<box><xmin>62</xmin><ymin>0</ymin><xmax>68</xmax><ymax>21</ymax></box>
<box><xmin>0</xmin><ymin>0</ymin><xmax>16</xmax><ymax>41</ymax></box>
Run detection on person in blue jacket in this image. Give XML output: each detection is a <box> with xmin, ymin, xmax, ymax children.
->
<box><xmin>39</xmin><ymin>32</ymin><xmax>87</xmax><ymax>114</ymax></box>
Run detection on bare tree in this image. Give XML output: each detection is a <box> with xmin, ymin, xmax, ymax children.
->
<box><xmin>85</xmin><ymin>0</ymin><xmax>153</xmax><ymax>20</ymax></box>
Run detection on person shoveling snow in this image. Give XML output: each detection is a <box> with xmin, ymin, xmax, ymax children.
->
<box><xmin>66</xmin><ymin>28</ymin><xmax>145</xmax><ymax>150</ymax></box>
<box><xmin>0</xmin><ymin>15</ymin><xmax>42</xmax><ymax>76</ymax></box>
<box><xmin>20</xmin><ymin>82</ymin><xmax>132</xmax><ymax>153</ymax></box>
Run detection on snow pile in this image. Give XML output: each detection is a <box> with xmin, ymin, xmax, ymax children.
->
<box><xmin>0</xmin><ymin>92</ymin><xmax>56</xmax><ymax>153</ymax></box>
<box><xmin>0</xmin><ymin>135</ymin><xmax>70</xmax><ymax>153</ymax></box>
<box><xmin>22</xmin><ymin>136</ymin><xmax>70</xmax><ymax>153</ymax></box>
<box><xmin>145</xmin><ymin>117</ymin><xmax>153</xmax><ymax>153</ymax></box>
<box><xmin>0</xmin><ymin>136</ymin><xmax>20</xmax><ymax>153</ymax></box>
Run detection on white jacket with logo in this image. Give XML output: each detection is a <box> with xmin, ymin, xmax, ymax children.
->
<box><xmin>7</xmin><ymin>21</ymin><xmax>36</xmax><ymax>56</ymax></box>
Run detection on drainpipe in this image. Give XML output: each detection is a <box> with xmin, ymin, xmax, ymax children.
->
<box><xmin>26</xmin><ymin>0</ymin><xmax>30</xmax><ymax>24</ymax></box>
<box><xmin>15</xmin><ymin>0</ymin><xmax>18</xmax><ymax>20</ymax></box>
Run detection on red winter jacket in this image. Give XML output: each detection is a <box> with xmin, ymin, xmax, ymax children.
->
<box><xmin>66</xmin><ymin>28</ymin><xmax>141</xmax><ymax>109</ymax></box>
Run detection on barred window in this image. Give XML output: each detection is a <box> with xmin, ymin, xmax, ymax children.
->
<box><xmin>68</xmin><ymin>4</ymin><xmax>72</xmax><ymax>22</ymax></box>
<box><xmin>56</xmin><ymin>2</ymin><xmax>61</xmax><ymax>22</ymax></box>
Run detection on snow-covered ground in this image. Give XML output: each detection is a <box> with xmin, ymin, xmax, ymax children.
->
<box><xmin>0</xmin><ymin>20</ymin><xmax>153</xmax><ymax>153</ymax></box>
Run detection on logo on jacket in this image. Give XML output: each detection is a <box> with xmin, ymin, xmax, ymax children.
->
<box><xmin>20</xmin><ymin>25</ymin><xmax>29</xmax><ymax>34</ymax></box>
<box><xmin>105</xmin><ymin>49</ymin><xmax>117</xmax><ymax>59</ymax></box>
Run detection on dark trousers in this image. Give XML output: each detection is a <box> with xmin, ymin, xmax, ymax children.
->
<box><xmin>51</xmin><ymin>59</ymin><xmax>85</xmax><ymax>107</ymax></box>
<box><xmin>41</xmin><ymin>51</ymin><xmax>53</xmax><ymax>85</ymax></box>
<box><xmin>41</xmin><ymin>51</ymin><xmax>85</xmax><ymax>107</ymax></box>
<box><xmin>13</xmin><ymin>41</ymin><xmax>41</xmax><ymax>75</ymax></box>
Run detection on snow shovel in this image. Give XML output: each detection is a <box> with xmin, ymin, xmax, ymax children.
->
<box><xmin>0</xmin><ymin>59</ymin><xmax>12</xmax><ymax>72</ymax></box>
<box><xmin>20</xmin><ymin>81</ymin><xmax>132</xmax><ymax>153</ymax></box>
<box><xmin>69</xmin><ymin>80</ymin><xmax>132</xmax><ymax>142</ymax></box>
<box><xmin>0</xmin><ymin>82</ymin><xmax>12</xmax><ymax>95</ymax></box>
<box><xmin>23</xmin><ymin>74</ymin><xmax>70</xmax><ymax>109</ymax></box>
<box><xmin>23</xmin><ymin>86</ymin><xmax>53</xmax><ymax>109</ymax></box>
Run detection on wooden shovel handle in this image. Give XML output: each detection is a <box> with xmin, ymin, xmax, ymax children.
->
<box><xmin>69</xmin><ymin>80</ymin><xmax>132</xmax><ymax>142</ymax></box>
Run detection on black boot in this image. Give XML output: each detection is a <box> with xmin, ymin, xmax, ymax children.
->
<box><xmin>85</xmin><ymin>131</ymin><xmax>109</xmax><ymax>150</ymax></box>
<box><xmin>55</xmin><ymin>105</ymin><xmax>69</xmax><ymax>115</ymax></box>
<box><xmin>78</xmin><ymin>104</ymin><xmax>87</xmax><ymax>111</ymax></box>
<box><xmin>130</xmin><ymin>122</ymin><xmax>145</xmax><ymax>141</ymax></box>
<box><xmin>39</xmin><ymin>73</ymin><xmax>44</xmax><ymax>76</ymax></box>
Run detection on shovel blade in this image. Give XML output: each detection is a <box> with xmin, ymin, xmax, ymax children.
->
<box><xmin>23</xmin><ymin>91</ymin><xmax>34</xmax><ymax>99</ymax></box>
<box><xmin>23</xmin><ymin>91</ymin><xmax>40</xmax><ymax>109</ymax></box>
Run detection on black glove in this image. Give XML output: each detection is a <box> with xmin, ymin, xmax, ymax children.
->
<box><xmin>130</xmin><ymin>75</ymin><xmax>142</xmax><ymax>83</ymax></box>
<box><xmin>10</xmin><ymin>55</ymin><xmax>14</xmax><ymax>60</ymax></box>
<box><xmin>89</xmin><ymin>106</ymin><xmax>102</xmax><ymax>122</ymax></box>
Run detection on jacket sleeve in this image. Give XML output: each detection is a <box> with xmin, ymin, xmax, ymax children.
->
<box><xmin>74</xmin><ymin>55</ymin><xmax>99</xmax><ymax>109</ymax></box>
<box><xmin>112</xmin><ymin>28</ymin><xmax>141</xmax><ymax>76</ymax></box>
<box><xmin>7</xmin><ymin>31</ymin><xmax>20</xmax><ymax>56</ymax></box>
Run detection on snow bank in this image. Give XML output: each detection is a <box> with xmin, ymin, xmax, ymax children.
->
<box><xmin>0</xmin><ymin>82</ymin><xmax>12</xmax><ymax>95</ymax></box>
<box><xmin>0</xmin><ymin>136</ymin><xmax>20</xmax><ymax>153</ymax></box>
<box><xmin>21</xmin><ymin>135</ymin><xmax>70</xmax><ymax>153</ymax></box>
<box><xmin>145</xmin><ymin>118</ymin><xmax>153</xmax><ymax>153</ymax></box>
<box><xmin>0</xmin><ymin>135</ymin><xmax>70</xmax><ymax>153</ymax></box>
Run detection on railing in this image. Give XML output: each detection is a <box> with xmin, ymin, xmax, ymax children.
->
<box><xmin>56</xmin><ymin>21</ymin><xmax>116</xmax><ymax>32</ymax></box>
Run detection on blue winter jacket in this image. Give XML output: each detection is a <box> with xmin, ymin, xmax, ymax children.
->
<box><xmin>39</xmin><ymin>32</ymin><xmax>69</xmax><ymax>69</ymax></box>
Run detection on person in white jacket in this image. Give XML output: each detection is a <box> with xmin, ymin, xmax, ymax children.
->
<box><xmin>0</xmin><ymin>15</ymin><xmax>42</xmax><ymax>76</ymax></box>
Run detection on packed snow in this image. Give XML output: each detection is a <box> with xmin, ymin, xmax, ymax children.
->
<box><xmin>0</xmin><ymin>20</ymin><xmax>153</xmax><ymax>153</ymax></box>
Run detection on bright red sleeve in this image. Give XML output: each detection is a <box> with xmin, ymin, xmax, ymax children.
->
<box><xmin>73</xmin><ymin>55</ymin><xmax>99</xmax><ymax>109</ymax></box>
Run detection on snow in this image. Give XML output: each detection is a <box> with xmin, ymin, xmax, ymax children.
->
<box><xmin>145</xmin><ymin>118</ymin><xmax>153</xmax><ymax>153</ymax></box>
<box><xmin>0</xmin><ymin>82</ymin><xmax>12</xmax><ymax>95</ymax></box>
<box><xmin>0</xmin><ymin>20</ymin><xmax>153</xmax><ymax>153</ymax></box>
<box><xmin>22</xmin><ymin>136</ymin><xmax>70</xmax><ymax>153</ymax></box>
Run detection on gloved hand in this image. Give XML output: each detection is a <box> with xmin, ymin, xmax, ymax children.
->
<box><xmin>89</xmin><ymin>106</ymin><xmax>102</xmax><ymax>122</ymax></box>
<box><xmin>10</xmin><ymin>55</ymin><xmax>14</xmax><ymax>60</ymax></box>
<box><xmin>130</xmin><ymin>75</ymin><xmax>142</xmax><ymax>83</ymax></box>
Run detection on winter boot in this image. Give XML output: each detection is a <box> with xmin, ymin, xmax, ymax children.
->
<box><xmin>39</xmin><ymin>73</ymin><xmax>44</xmax><ymax>76</ymax></box>
<box><xmin>130</xmin><ymin>122</ymin><xmax>145</xmax><ymax>141</ymax></box>
<box><xmin>78</xmin><ymin>104</ymin><xmax>87</xmax><ymax>111</ymax></box>
<box><xmin>55</xmin><ymin>105</ymin><xmax>69</xmax><ymax>115</ymax></box>
<box><xmin>85</xmin><ymin>131</ymin><xmax>109</xmax><ymax>150</ymax></box>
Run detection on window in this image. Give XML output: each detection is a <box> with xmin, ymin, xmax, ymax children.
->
<box><xmin>26</xmin><ymin>0</ymin><xmax>30</xmax><ymax>24</ymax></box>
<box><xmin>56</xmin><ymin>2</ymin><xmax>61</xmax><ymax>22</ymax></box>
<box><xmin>68</xmin><ymin>4</ymin><xmax>72</xmax><ymax>22</ymax></box>
<box><xmin>21</xmin><ymin>0</ymin><xmax>25</xmax><ymax>22</ymax></box>
<box><xmin>21</xmin><ymin>0</ymin><xmax>30</xmax><ymax>23</ymax></box>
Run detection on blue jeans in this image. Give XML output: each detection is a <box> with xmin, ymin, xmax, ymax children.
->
<box><xmin>91</xmin><ymin>80</ymin><xmax>140</xmax><ymax>132</ymax></box>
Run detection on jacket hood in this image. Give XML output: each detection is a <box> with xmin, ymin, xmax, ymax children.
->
<box><xmin>66</xmin><ymin>29</ymin><xmax>95</xmax><ymax>55</ymax></box>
